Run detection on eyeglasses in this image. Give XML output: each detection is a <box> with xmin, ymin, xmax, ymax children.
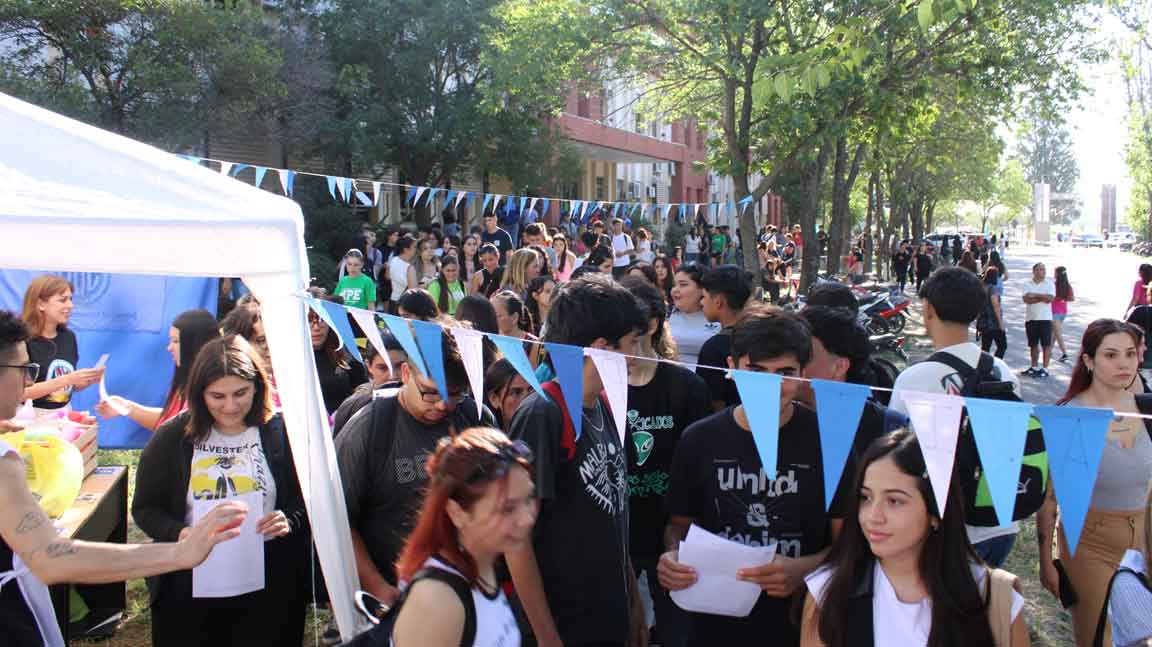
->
<box><xmin>0</xmin><ymin>363</ymin><xmax>40</xmax><ymax>381</ymax></box>
<box><xmin>415</xmin><ymin>385</ymin><xmax>467</xmax><ymax>406</ymax></box>
<box><xmin>465</xmin><ymin>440</ymin><xmax>535</xmax><ymax>484</ymax></box>
<box><xmin>307</xmin><ymin>316</ymin><xmax>328</xmax><ymax>329</ymax></box>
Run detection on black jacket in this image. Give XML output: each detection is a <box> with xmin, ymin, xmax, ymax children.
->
<box><xmin>132</xmin><ymin>412</ymin><xmax>310</xmax><ymax>604</ymax></box>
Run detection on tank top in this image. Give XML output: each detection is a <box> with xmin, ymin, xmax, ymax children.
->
<box><xmin>0</xmin><ymin>438</ymin><xmax>65</xmax><ymax>647</ymax></box>
<box><xmin>478</xmin><ymin>268</ymin><xmax>504</xmax><ymax>298</ymax></box>
<box><xmin>419</xmin><ymin>557</ymin><xmax>520</xmax><ymax>647</ymax></box>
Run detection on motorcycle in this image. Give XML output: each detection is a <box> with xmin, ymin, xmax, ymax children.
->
<box><xmin>858</xmin><ymin>289</ymin><xmax>911</xmax><ymax>335</ymax></box>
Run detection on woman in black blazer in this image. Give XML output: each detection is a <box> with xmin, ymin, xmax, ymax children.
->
<box><xmin>133</xmin><ymin>335</ymin><xmax>310</xmax><ymax>647</ymax></box>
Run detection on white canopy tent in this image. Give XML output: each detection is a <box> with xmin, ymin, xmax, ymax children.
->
<box><xmin>0</xmin><ymin>92</ymin><xmax>365</xmax><ymax>639</ymax></box>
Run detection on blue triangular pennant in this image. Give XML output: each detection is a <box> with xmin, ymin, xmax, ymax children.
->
<box><xmin>326</xmin><ymin>176</ymin><xmax>338</xmax><ymax>200</ymax></box>
<box><xmin>678</xmin><ymin>203</ymin><xmax>686</xmax><ymax>223</ymax></box>
<box><xmin>488</xmin><ymin>334</ymin><xmax>544</xmax><ymax>397</ymax></box>
<box><xmin>284</xmin><ymin>170</ymin><xmax>296</xmax><ymax>197</ymax></box>
<box><xmin>520</xmin><ymin>196</ymin><xmax>528</xmax><ymax>215</ymax></box>
<box><xmin>571</xmin><ymin>200</ymin><xmax>582</xmax><ymax>219</ymax></box>
<box><xmin>343</xmin><ymin>178</ymin><xmax>355</xmax><ymax>202</ymax></box>
<box><xmin>317</xmin><ymin>300</ymin><xmax>362</xmax><ymax>364</ymax></box>
<box><xmin>405</xmin><ymin>186</ymin><xmax>418</xmax><ymax>205</ymax></box>
<box><xmin>811</xmin><ymin>380</ymin><xmax>870</xmax><ymax>510</ymax></box>
<box><xmin>229</xmin><ymin>163</ymin><xmax>249</xmax><ymax>178</ymax></box>
<box><xmin>254</xmin><ymin>166</ymin><xmax>267</xmax><ymax>189</ymax></box>
<box><xmin>443</xmin><ymin>190</ymin><xmax>456</xmax><ymax>208</ymax></box>
<box><xmin>731</xmin><ymin>370</ymin><xmax>783</xmax><ymax>478</ymax></box>
<box><xmin>545</xmin><ymin>343</ymin><xmax>585</xmax><ymax>442</ymax></box>
<box><xmin>481</xmin><ymin>193</ymin><xmax>493</xmax><ymax>214</ymax></box>
<box><xmin>540</xmin><ymin>198</ymin><xmax>550</xmax><ymax>217</ymax></box>
<box><xmin>966</xmin><ymin>398</ymin><xmax>1033</xmax><ymax>527</ymax></box>
<box><xmin>182</xmin><ymin>155</ymin><xmax>201</xmax><ymax>164</ymax></box>
<box><xmin>463</xmin><ymin>192</ymin><xmax>475</xmax><ymax>210</ymax></box>
<box><xmin>1034</xmin><ymin>405</ymin><xmax>1113</xmax><ymax>556</ymax></box>
<box><xmin>427</xmin><ymin>188</ymin><xmax>440</xmax><ymax>206</ymax></box>
<box><xmin>381</xmin><ymin>315</ymin><xmax>428</xmax><ymax>377</ymax></box>
<box><xmin>356</xmin><ymin>191</ymin><xmax>373</xmax><ymax>207</ymax></box>
<box><xmin>411</xmin><ymin>320</ymin><xmax>449</xmax><ymax>402</ymax></box>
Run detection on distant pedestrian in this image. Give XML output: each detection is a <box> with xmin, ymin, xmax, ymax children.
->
<box><xmin>1053</xmin><ymin>266</ymin><xmax>1074</xmax><ymax>362</ymax></box>
<box><xmin>891</xmin><ymin>242</ymin><xmax>911</xmax><ymax>292</ymax></box>
<box><xmin>977</xmin><ymin>267</ymin><xmax>1007</xmax><ymax>358</ymax></box>
<box><xmin>1022</xmin><ymin>262</ymin><xmax>1056</xmax><ymax>378</ymax></box>
<box><xmin>1125</xmin><ymin>264</ymin><xmax>1152</xmax><ymax>318</ymax></box>
<box><xmin>914</xmin><ymin>244</ymin><xmax>933</xmax><ymax>291</ymax></box>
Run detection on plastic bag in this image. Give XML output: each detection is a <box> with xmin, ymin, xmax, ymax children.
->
<box><xmin>21</xmin><ymin>435</ymin><xmax>84</xmax><ymax>518</ymax></box>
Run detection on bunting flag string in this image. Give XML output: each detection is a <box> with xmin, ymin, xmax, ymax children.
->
<box><xmin>296</xmin><ymin>295</ymin><xmax>1137</xmax><ymax>537</ymax></box>
<box><xmin>178</xmin><ymin>153</ymin><xmax>765</xmax><ymax>223</ymax></box>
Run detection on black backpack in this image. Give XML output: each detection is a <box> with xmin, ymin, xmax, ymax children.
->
<box><xmin>925</xmin><ymin>351</ymin><xmax>1048</xmax><ymax>526</ymax></box>
<box><xmin>342</xmin><ymin>566</ymin><xmax>477</xmax><ymax>647</ymax></box>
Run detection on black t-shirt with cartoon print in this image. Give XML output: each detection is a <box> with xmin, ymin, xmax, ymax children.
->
<box><xmin>626</xmin><ymin>362</ymin><xmax>711</xmax><ymax>562</ymax></box>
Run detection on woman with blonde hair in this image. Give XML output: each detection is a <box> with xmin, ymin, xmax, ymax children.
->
<box><xmin>20</xmin><ymin>275</ymin><xmax>103</xmax><ymax>409</ymax></box>
<box><xmin>499</xmin><ymin>248</ymin><xmax>541</xmax><ymax>295</ymax></box>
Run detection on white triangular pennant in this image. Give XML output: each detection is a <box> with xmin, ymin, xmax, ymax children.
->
<box><xmin>492</xmin><ymin>194</ymin><xmax>503</xmax><ymax>211</ymax></box>
<box><xmin>585</xmin><ymin>348</ymin><xmax>628</xmax><ymax>447</ymax></box>
<box><xmin>348</xmin><ymin>308</ymin><xmax>390</xmax><ymax>376</ymax></box>
<box><xmin>450</xmin><ymin>328</ymin><xmax>486</xmax><ymax>418</ymax></box>
<box><xmin>901</xmin><ymin>391</ymin><xmax>965</xmax><ymax>516</ymax></box>
<box><xmin>528</xmin><ymin>197</ymin><xmax>539</xmax><ymax>214</ymax></box>
<box><xmin>454</xmin><ymin>191</ymin><xmax>468</xmax><ymax>208</ymax></box>
<box><xmin>219</xmin><ymin>162</ymin><xmax>233</xmax><ymax>177</ymax></box>
<box><xmin>371</xmin><ymin>181</ymin><xmax>381</xmax><ymax>207</ymax></box>
<box><xmin>414</xmin><ymin>186</ymin><xmax>428</xmax><ymax>205</ymax></box>
<box><xmin>335</xmin><ymin>177</ymin><xmax>349</xmax><ymax>201</ymax></box>
<box><xmin>277</xmin><ymin>169</ymin><xmax>290</xmax><ymax>195</ymax></box>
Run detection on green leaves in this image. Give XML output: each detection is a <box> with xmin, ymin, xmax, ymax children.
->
<box><xmin>917</xmin><ymin>0</ymin><xmax>935</xmax><ymax>32</ymax></box>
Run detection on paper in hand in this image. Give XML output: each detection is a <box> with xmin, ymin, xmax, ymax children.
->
<box><xmin>97</xmin><ymin>356</ymin><xmax>130</xmax><ymax>416</ymax></box>
<box><xmin>669</xmin><ymin>524</ymin><xmax>777</xmax><ymax>617</ymax></box>
<box><xmin>192</xmin><ymin>491</ymin><xmax>265</xmax><ymax>598</ymax></box>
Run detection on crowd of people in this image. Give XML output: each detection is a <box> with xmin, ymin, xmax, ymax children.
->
<box><xmin>4</xmin><ymin>212</ymin><xmax>1152</xmax><ymax>647</ymax></box>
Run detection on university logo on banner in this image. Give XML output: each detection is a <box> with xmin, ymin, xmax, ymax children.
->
<box><xmin>58</xmin><ymin>272</ymin><xmax>167</xmax><ymax>332</ymax></box>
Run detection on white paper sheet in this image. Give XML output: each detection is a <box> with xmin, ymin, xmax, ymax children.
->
<box><xmin>96</xmin><ymin>356</ymin><xmax>131</xmax><ymax>416</ymax></box>
<box><xmin>669</xmin><ymin>524</ymin><xmax>777</xmax><ymax>617</ymax></box>
<box><xmin>192</xmin><ymin>491</ymin><xmax>265</xmax><ymax>598</ymax></box>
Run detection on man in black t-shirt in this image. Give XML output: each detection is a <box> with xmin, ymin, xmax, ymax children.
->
<box><xmin>336</xmin><ymin>328</ymin><xmax>492</xmax><ymax>606</ymax></box>
<box><xmin>891</xmin><ymin>241</ymin><xmax>911</xmax><ymax>293</ymax></box>
<box><xmin>659</xmin><ymin>307</ymin><xmax>835</xmax><ymax>647</ymax></box>
<box><xmin>480</xmin><ymin>211</ymin><xmax>515</xmax><ymax>265</ymax></box>
<box><xmin>696</xmin><ymin>265</ymin><xmax>751</xmax><ymax>411</ymax></box>
<box><xmin>506</xmin><ymin>274</ymin><xmax>649</xmax><ymax>647</ymax></box>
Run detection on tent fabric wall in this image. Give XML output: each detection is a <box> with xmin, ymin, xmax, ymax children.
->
<box><xmin>0</xmin><ymin>92</ymin><xmax>365</xmax><ymax>639</ymax></box>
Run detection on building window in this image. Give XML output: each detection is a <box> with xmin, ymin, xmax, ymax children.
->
<box><xmin>595</xmin><ymin>176</ymin><xmax>605</xmax><ymax>201</ymax></box>
<box><xmin>635</xmin><ymin>114</ymin><xmax>643</xmax><ymax>133</ymax></box>
<box><xmin>577</xmin><ymin>94</ymin><xmax>590</xmax><ymax>118</ymax></box>
<box><xmin>616</xmin><ymin>179</ymin><xmax>625</xmax><ymax>200</ymax></box>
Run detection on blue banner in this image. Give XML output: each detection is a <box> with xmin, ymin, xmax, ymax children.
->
<box><xmin>381</xmin><ymin>314</ymin><xmax>427</xmax><ymax>377</ymax></box>
<box><xmin>1034</xmin><ymin>405</ymin><xmax>1112</xmax><ymax>556</ymax></box>
<box><xmin>0</xmin><ymin>270</ymin><xmax>216</xmax><ymax>448</ymax></box>
<box><xmin>316</xmin><ymin>300</ymin><xmax>362</xmax><ymax>364</ymax></box>
<box><xmin>490</xmin><ymin>334</ymin><xmax>544</xmax><ymax>397</ymax></box>
<box><xmin>544</xmin><ymin>342</ymin><xmax>584</xmax><ymax>442</ymax></box>
<box><xmin>965</xmin><ymin>398</ymin><xmax>1033</xmax><ymax>527</ymax></box>
<box><xmin>811</xmin><ymin>380</ymin><xmax>870</xmax><ymax>510</ymax></box>
<box><xmin>411</xmin><ymin>320</ymin><xmax>448</xmax><ymax>402</ymax></box>
<box><xmin>731</xmin><ymin>370</ymin><xmax>782</xmax><ymax>478</ymax></box>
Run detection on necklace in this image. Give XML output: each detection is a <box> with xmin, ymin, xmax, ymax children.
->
<box><xmin>583</xmin><ymin>400</ymin><xmax>605</xmax><ymax>433</ymax></box>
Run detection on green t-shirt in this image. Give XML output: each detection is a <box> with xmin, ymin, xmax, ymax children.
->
<box><xmin>428</xmin><ymin>280</ymin><xmax>467</xmax><ymax>315</ymax></box>
<box><xmin>711</xmin><ymin>234</ymin><xmax>727</xmax><ymax>254</ymax></box>
<box><xmin>335</xmin><ymin>274</ymin><xmax>376</xmax><ymax>310</ymax></box>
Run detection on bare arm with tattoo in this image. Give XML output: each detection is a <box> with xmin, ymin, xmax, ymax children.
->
<box><xmin>0</xmin><ymin>453</ymin><xmax>247</xmax><ymax>585</ymax></box>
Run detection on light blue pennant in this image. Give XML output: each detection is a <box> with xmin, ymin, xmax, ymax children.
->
<box><xmin>965</xmin><ymin>398</ymin><xmax>1034</xmax><ymax>527</ymax></box>
<box><xmin>443</xmin><ymin>189</ymin><xmax>457</xmax><ymax>208</ymax></box>
<box><xmin>228</xmin><ymin>163</ymin><xmax>249</xmax><ymax>178</ymax></box>
<box><xmin>254</xmin><ymin>166</ymin><xmax>268</xmax><ymax>189</ymax></box>
<box><xmin>381</xmin><ymin>315</ymin><xmax>428</xmax><ymax>377</ymax></box>
<box><xmin>540</xmin><ymin>198</ymin><xmax>550</xmax><ymax>216</ymax></box>
<box><xmin>663</xmin><ymin>203</ymin><xmax>673</xmax><ymax>221</ymax></box>
<box><xmin>316</xmin><ymin>300</ymin><xmax>362</xmax><ymax>364</ymax></box>
<box><xmin>182</xmin><ymin>155</ymin><xmax>201</xmax><ymax>164</ymax></box>
<box><xmin>411</xmin><ymin>320</ymin><xmax>449</xmax><ymax>401</ymax></box>
<box><xmin>731</xmin><ymin>370</ymin><xmax>783</xmax><ymax>478</ymax></box>
<box><xmin>545</xmin><ymin>343</ymin><xmax>585</xmax><ymax>442</ymax></box>
<box><xmin>811</xmin><ymin>380</ymin><xmax>870</xmax><ymax>510</ymax></box>
<box><xmin>678</xmin><ymin>203</ymin><xmax>686</xmax><ymax>223</ymax></box>
<box><xmin>464</xmin><ymin>192</ymin><xmax>476</xmax><ymax>210</ymax></box>
<box><xmin>427</xmin><ymin>187</ymin><xmax>440</xmax><ymax>206</ymax></box>
<box><xmin>489</xmin><ymin>334</ymin><xmax>545</xmax><ymax>397</ymax></box>
<box><xmin>571</xmin><ymin>200</ymin><xmax>582</xmax><ymax>219</ymax></box>
<box><xmin>405</xmin><ymin>186</ymin><xmax>418</xmax><ymax>205</ymax></box>
<box><xmin>343</xmin><ymin>178</ymin><xmax>355</xmax><ymax>202</ymax></box>
<box><xmin>326</xmin><ymin>176</ymin><xmax>338</xmax><ymax>200</ymax></box>
<box><xmin>481</xmin><ymin>193</ymin><xmax>493</xmax><ymax>214</ymax></box>
<box><xmin>1034</xmin><ymin>405</ymin><xmax>1113</xmax><ymax>556</ymax></box>
<box><xmin>280</xmin><ymin>170</ymin><xmax>296</xmax><ymax>197</ymax></box>
<box><xmin>356</xmin><ymin>191</ymin><xmax>373</xmax><ymax>206</ymax></box>
<box><xmin>520</xmin><ymin>196</ymin><xmax>528</xmax><ymax>214</ymax></box>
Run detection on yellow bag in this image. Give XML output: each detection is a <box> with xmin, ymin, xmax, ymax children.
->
<box><xmin>21</xmin><ymin>435</ymin><xmax>84</xmax><ymax>518</ymax></box>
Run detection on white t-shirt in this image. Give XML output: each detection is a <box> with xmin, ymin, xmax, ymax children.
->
<box><xmin>1024</xmin><ymin>278</ymin><xmax>1055</xmax><ymax>321</ymax></box>
<box><xmin>612</xmin><ymin>233</ymin><xmax>634</xmax><ymax>268</ymax></box>
<box><xmin>890</xmin><ymin>342</ymin><xmax>1020</xmax><ymax>544</ymax></box>
<box><xmin>186</xmin><ymin>426</ymin><xmax>276</xmax><ymax>526</ymax></box>
<box><xmin>805</xmin><ymin>562</ymin><xmax>1023</xmax><ymax>647</ymax></box>
<box><xmin>637</xmin><ymin>240</ymin><xmax>654</xmax><ymax>263</ymax></box>
<box><xmin>389</xmin><ymin>255</ymin><xmax>411</xmax><ymax>302</ymax></box>
<box><xmin>685</xmin><ymin>234</ymin><xmax>700</xmax><ymax>255</ymax></box>
<box><xmin>406</xmin><ymin>557</ymin><xmax>521</xmax><ymax>647</ymax></box>
<box><xmin>668</xmin><ymin>309</ymin><xmax>721</xmax><ymax>366</ymax></box>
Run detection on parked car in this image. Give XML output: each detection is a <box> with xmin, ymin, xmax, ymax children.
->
<box><xmin>1071</xmin><ymin>233</ymin><xmax>1104</xmax><ymax>248</ymax></box>
<box><xmin>1108</xmin><ymin>232</ymin><xmax>1139</xmax><ymax>250</ymax></box>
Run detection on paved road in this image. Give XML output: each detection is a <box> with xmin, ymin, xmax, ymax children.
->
<box><xmin>904</xmin><ymin>243</ymin><xmax>1144</xmax><ymax>406</ymax></box>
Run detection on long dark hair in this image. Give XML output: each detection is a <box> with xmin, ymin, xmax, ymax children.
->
<box><xmin>306</xmin><ymin>289</ymin><xmax>350</xmax><ymax>371</ymax></box>
<box><xmin>166</xmin><ymin>309</ymin><xmax>220</xmax><ymax>414</ymax></box>
<box><xmin>456</xmin><ymin>295</ymin><xmax>499</xmax><ymax>334</ymax></box>
<box><xmin>1058</xmin><ymin>318</ymin><xmax>1142</xmax><ymax>404</ymax></box>
<box><xmin>652</xmin><ymin>256</ymin><xmax>675</xmax><ymax>304</ymax></box>
<box><xmin>524</xmin><ymin>276</ymin><xmax>553</xmax><ymax>336</ymax></box>
<box><xmin>553</xmin><ymin>234</ymin><xmax>571</xmax><ymax>274</ymax></box>
<box><xmin>1055</xmin><ymin>266</ymin><xmax>1073</xmax><ymax>301</ymax></box>
<box><xmin>433</xmin><ymin>256</ymin><xmax>465</xmax><ymax>314</ymax></box>
<box><xmin>397</xmin><ymin>288</ymin><xmax>440</xmax><ymax>321</ymax></box>
<box><xmin>620</xmin><ymin>275</ymin><xmax>677</xmax><ymax>360</ymax></box>
<box><xmin>814</xmin><ymin>430</ymin><xmax>992</xmax><ymax>647</ymax></box>
<box><xmin>184</xmin><ymin>335</ymin><xmax>273</xmax><ymax>443</ymax></box>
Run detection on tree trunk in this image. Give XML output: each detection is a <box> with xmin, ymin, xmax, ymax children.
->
<box><xmin>827</xmin><ymin>136</ymin><xmax>849</xmax><ymax>275</ymax></box>
<box><xmin>797</xmin><ymin>142</ymin><xmax>832</xmax><ymax>294</ymax></box>
<box><xmin>865</xmin><ymin>174</ymin><xmax>875</xmax><ymax>274</ymax></box>
<box><xmin>910</xmin><ymin>196</ymin><xmax>924</xmax><ymax>242</ymax></box>
<box><xmin>925</xmin><ymin>200</ymin><xmax>937</xmax><ymax>234</ymax></box>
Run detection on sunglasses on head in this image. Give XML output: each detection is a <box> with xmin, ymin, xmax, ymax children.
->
<box><xmin>462</xmin><ymin>440</ymin><xmax>534</xmax><ymax>485</ymax></box>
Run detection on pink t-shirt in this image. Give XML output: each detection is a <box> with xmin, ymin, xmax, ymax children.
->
<box><xmin>1052</xmin><ymin>299</ymin><xmax>1068</xmax><ymax>316</ymax></box>
<box><xmin>1134</xmin><ymin>280</ymin><xmax>1149</xmax><ymax>306</ymax></box>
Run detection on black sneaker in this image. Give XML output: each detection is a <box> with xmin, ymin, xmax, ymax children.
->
<box><xmin>1058</xmin><ymin>353</ymin><xmax>1069</xmax><ymax>362</ymax></box>
<box><xmin>1020</xmin><ymin>367</ymin><xmax>1037</xmax><ymax>377</ymax></box>
<box><xmin>1036</xmin><ymin>368</ymin><xmax>1050</xmax><ymax>378</ymax></box>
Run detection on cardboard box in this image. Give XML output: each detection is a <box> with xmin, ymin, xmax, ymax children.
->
<box><xmin>70</xmin><ymin>424</ymin><xmax>99</xmax><ymax>478</ymax></box>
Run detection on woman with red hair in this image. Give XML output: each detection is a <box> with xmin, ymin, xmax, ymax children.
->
<box><xmin>390</xmin><ymin>427</ymin><xmax>537</xmax><ymax>647</ymax></box>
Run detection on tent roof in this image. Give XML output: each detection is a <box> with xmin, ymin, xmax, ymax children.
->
<box><xmin>0</xmin><ymin>92</ymin><xmax>305</xmax><ymax>278</ymax></box>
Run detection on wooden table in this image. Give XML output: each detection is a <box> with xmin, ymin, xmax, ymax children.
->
<box><xmin>50</xmin><ymin>465</ymin><xmax>129</xmax><ymax>643</ymax></box>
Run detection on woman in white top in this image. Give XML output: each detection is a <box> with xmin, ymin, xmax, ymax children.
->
<box><xmin>667</xmin><ymin>263</ymin><xmax>719</xmax><ymax>366</ymax></box>
<box><xmin>802</xmin><ymin>430</ymin><xmax>1028</xmax><ymax>647</ymax></box>
<box><xmin>635</xmin><ymin>228</ymin><xmax>655</xmax><ymax>263</ymax></box>
<box><xmin>684</xmin><ymin>226</ymin><xmax>702</xmax><ymax>263</ymax></box>
<box><xmin>391</xmin><ymin>427</ymin><xmax>536</xmax><ymax>647</ymax></box>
